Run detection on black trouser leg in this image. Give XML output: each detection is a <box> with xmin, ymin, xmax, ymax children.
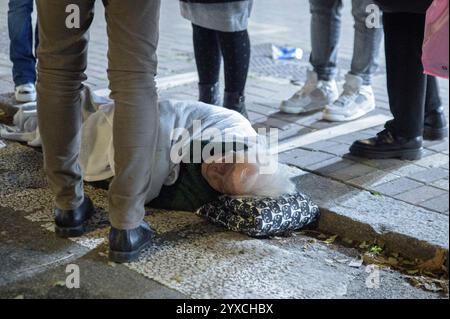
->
<box><xmin>425</xmin><ymin>76</ymin><xmax>442</xmax><ymax>114</ymax></box>
<box><xmin>192</xmin><ymin>24</ymin><xmax>250</xmax><ymax>95</ymax></box>
<box><xmin>192</xmin><ymin>24</ymin><xmax>221</xmax><ymax>85</ymax></box>
<box><xmin>383</xmin><ymin>12</ymin><xmax>429</xmax><ymax>139</ymax></box>
<box><xmin>216</xmin><ymin>29</ymin><xmax>251</xmax><ymax>95</ymax></box>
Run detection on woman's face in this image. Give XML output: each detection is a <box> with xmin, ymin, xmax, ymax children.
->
<box><xmin>201</xmin><ymin>161</ymin><xmax>259</xmax><ymax>195</ymax></box>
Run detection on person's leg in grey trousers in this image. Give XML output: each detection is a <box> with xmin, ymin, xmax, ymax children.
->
<box><xmin>350</xmin><ymin>0</ymin><xmax>383</xmax><ymax>85</ymax></box>
<box><xmin>309</xmin><ymin>0</ymin><xmax>382</xmax><ymax>84</ymax></box>
<box><xmin>309</xmin><ymin>0</ymin><xmax>343</xmax><ymax>81</ymax></box>
<box><xmin>36</xmin><ymin>0</ymin><xmax>160</xmax><ymax>230</ymax></box>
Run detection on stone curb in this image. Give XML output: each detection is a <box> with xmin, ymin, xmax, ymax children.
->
<box><xmin>295</xmin><ymin>172</ymin><xmax>449</xmax><ymax>267</ymax></box>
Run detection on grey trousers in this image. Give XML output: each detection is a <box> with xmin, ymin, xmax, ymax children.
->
<box><xmin>309</xmin><ymin>0</ymin><xmax>383</xmax><ymax>85</ymax></box>
<box><xmin>36</xmin><ymin>0</ymin><xmax>161</xmax><ymax>230</ymax></box>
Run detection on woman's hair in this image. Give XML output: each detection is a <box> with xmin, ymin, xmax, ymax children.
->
<box><xmin>242</xmin><ymin>162</ymin><xmax>297</xmax><ymax>197</ymax></box>
<box><xmin>232</xmin><ymin>150</ymin><xmax>298</xmax><ymax>197</ymax></box>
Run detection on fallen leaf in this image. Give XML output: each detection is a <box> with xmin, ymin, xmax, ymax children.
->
<box><xmin>407</xmin><ymin>269</ymin><xmax>420</xmax><ymax>275</ymax></box>
<box><xmin>418</xmin><ymin>250</ymin><xmax>446</xmax><ymax>272</ymax></box>
<box><xmin>325</xmin><ymin>235</ymin><xmax>338</xmax><ymax>244</ymax></box>
<box><xmin>172</xmin><ymin>275</ymin><xmax>183</xmax><ymax>283</ymax></box>
<box><xmin>371</xmin><ymin>191</ymin><xmax>383</xmax><ymax>197</ymax></box>
<box><xmin>14</xmin><ymin>295</ymin><xmax>24</xmax><ymax>299</ymax></box>
<box><xmin>53</xmin><ymin>281</ymin><xmax>66</xmax><ymax>287</ymax></box>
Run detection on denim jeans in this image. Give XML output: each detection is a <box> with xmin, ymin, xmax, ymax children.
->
<box><xmin>8</xmin><ymin>0</ymin><xmax>38</xmax><ymax>87</ymax></box>
<box><xmin>36</xmin><ymin>0</ymin><xmax>161</xmax><ymax>230</ymax></box>
<box><xmin>309</xmin><ymin>0</ymin><xmax>383</xmax><ymax>85</ymax></box>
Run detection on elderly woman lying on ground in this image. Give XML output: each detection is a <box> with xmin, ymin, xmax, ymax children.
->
<box><xmin>1</xmin><ymin>87</ymin><xmax>320</xmax><ymax>239</ymax></box>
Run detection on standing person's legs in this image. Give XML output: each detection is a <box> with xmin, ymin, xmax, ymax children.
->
<box><xmin>8</xmin><ymin>0</ymin><xmax>36</xmax><ymax>86</ymax></box>
<box><xmin>349</xmin><ymin>12</ymin><xmax>426</xmax><ymax>160</ymax></box>
<box><xmin>8</xmin><ymin>0</ymin><xmax>37</xmax><ymax>102</ymax></box>
<box><xmin>279</xmin><ymin>0</ymin><xmax>340</xmax><ymax>114</ymax></box>
<box><xmin>36</xmin><ymin>0</ymin><xmax>95</xmax><ymax>212</ymax></box>
<box><xmin>322</xmin><ymin>0</ymin><xmax>383</xmax><ymax>122</ymax></box>
<box><xmin>383</xmin><ymin>12</ymin><xmax>427</xmax><ymax>139</ymax></box>
<box><xmin>217</xmin><ymin>29</ymin><xmax>250</xmax><ymax>117</ymax></box>
<box><xmin>349</xmin><ymin>0</ymin><xmax>383</xmax><ymax>85</ymax></box>
<box><xmin>104</xmin><ymin>0</ymin><xmax>160</xmax><ymax>231</ymax></box>
<box><xmin>192</xmin><ymin>24</ymin><xmax>221</xmax><ymax>105</ymax></box>
<box><xmin>309</xmin><ymin>0</ymin><xmax>343</xmax><ymax>81</ymax></box>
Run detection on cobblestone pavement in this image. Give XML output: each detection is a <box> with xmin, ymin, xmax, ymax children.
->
<box><xmin>0</xmin><ymin>0</ymin><xmax>448</xmax><ymax>299</ymax></box>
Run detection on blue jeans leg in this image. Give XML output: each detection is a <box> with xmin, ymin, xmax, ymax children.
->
<box><xmin>8</xmin><ymin>0</ymin><xmax>37</xmax><ymax>87</ymax></box>
<box><xmin>350</xmin><ymin>0</ymin><xmax>383</xmax><ymax>85</ymax></box>
<box><xmin>309</xmin><ymin>0</ymin><xmax>343</xmax><ymax>81</ymax></box>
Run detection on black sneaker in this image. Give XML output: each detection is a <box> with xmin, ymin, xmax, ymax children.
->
<box><xmin>424</xmin><ymin>107</ymin><xmax>448</xmax><ymax>141</ymax></box>
<box><xmin>55</xmin><ymin>196</ymin><xmax>96</xmax><ymax>238</ymax></box>
<box><xmin>350</xmin><ymin>129</ymin><xmax>423</xmax><ymax>160</ymax></box>
<box><xmin>108</xmin><ymin>222</ymin><xmax>155</xmax><ymax>263</ymax></box>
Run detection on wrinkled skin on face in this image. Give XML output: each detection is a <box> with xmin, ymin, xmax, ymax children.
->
<box><xmin>201</xmin><ymin>161</ymin><xmax>260</xmax><ymax>195</ymax></box>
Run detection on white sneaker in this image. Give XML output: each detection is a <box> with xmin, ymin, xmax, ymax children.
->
<box><xmin>322</xmin><ymin>74</ymin><xmax>376</xmax><ymax>122</ymax></box>
<box><xmin>280</xmin><ymin>70</ymin><xmax>339</xmax><ymax>114</ymax></box>
<box><xmin>15</xmin><ymin>83</ymin><xmax>36</xmax><ymax>103</ymax></box>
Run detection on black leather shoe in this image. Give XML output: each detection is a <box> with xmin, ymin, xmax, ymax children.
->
<box><xmin>108</xmin><ymin>222</ymin><xmax>155</xmax><ymax>263</ymax></box>
<box><xmin>54</xmin><ymin>197</ymin><xmax>95</xmax><ymax>238</ymax></box>
<box><xmin>350</xmin><ymin>129</ymin><xmax>423</xmax><ymax>160</ymax></box>
<box><xmin>424</xmin><ymin>107</ymin><xmax>448</xmax><ymax>141</ymax></box>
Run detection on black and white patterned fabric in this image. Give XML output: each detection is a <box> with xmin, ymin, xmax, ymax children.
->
<box><xmin>196</xmin><ymin>193</ymin><xmax>320</xmax><ymax>238</ymax></box>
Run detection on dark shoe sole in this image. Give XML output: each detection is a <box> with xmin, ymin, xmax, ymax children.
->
<box><xmin>350</xmin><ymin>146</ymin><xmax>423</xmax><ymax>161</ymax></box>
<box><xmin>55</xmin><ymin>224</ymin><xmax>86</xmax><ymax>238</ymax></box>
<box><xmin>109</xmin><ymin>235</ymin><xmax>154</xmax><ymax>264</ymax></box>
<box><xmin>423</xmin><ymin>126</ymin><xmax>449</xmax><ymax>141</ymax></box>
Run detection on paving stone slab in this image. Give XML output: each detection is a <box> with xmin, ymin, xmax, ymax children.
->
<box><xmin>420</xmin><ymin>194</ymin><xmax>450</xmax><ymax>215</ymax></box>
<box><xmin>371</xmin><ymin>177</ymin><xmax>424</xmax><ymax>197</ymax></box>
<box><xmin>395</xmin><ymin>186</ymin><xmax>447</xmax><ymax>207</ymax></box>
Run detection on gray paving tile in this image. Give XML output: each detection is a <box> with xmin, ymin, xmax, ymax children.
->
<box><xmin>408</xmin><ymin>167</ymin><xmax>449</xmax><ymax>184</ymax></box>
<box><xmin>278</xmin><ymin>148</ymin><xmax>335</xmax><ymax>168</ymax></box>
<box><xmin>328</xmin><ymin>163</ymin><xmax>377</xmax><ymax>182</ymax></box>
<box><xmin>395</xmin><ymin>186</ymin><xmax>447</xmax><ymax>205</ymax></box>
<box><xmin>372</xmin><ymin>177</ymin><xmax>424</xmax><ymax>196</ymax></box>
<box><xmin>420</xmin><ymin>194</ymin><xmax>450</xmax><ymax>214</ymax></box>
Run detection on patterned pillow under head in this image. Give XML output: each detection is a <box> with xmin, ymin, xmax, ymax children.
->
<box><xmin>196</xmin><ymin>193</ymin><xmax>320</xmax><ymax>238</ymax></box>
